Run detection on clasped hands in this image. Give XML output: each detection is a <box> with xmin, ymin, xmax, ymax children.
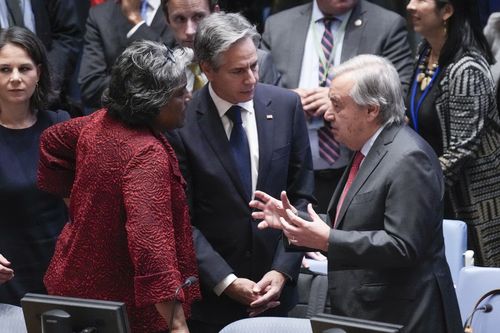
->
<box><xmin>249</xmin><ymin>190</ymin><xmax>330</xmax><ymax>252</ymax></box>
<box><xmin>293</xmin><ymin>87</ymin><xmax>332</xmax><ymax>120</ymax></box>
<box><xmin>224</xmin><ymin>270</ymin><xmax>286</xmax><ymax>317</ymax></box>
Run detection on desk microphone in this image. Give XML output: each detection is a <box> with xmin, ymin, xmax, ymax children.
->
<box><xmin>168</xmin><ymin>276</ymin><xmax>198</xmax><ymax>333</ymax></box>
<box><xmin>464</xmin><ymin>304</ymin><xmax>492</xmax><ymax>333</ymax></box>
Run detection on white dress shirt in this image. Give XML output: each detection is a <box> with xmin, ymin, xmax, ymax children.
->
<box><xmin>208</xmin><ymin>83</ymin><xmax>260</xmax><ymax>295</ymax></box>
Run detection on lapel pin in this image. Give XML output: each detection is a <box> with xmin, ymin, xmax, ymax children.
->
<box><xmin>266</xmin><ymin>115</ymin><xmax>273</xmax><ymax>120</ymax></box>
<box><xmin>354</xmin><ymin>19</ymin><xmax>362</xmax><ymax>27</ymax></box>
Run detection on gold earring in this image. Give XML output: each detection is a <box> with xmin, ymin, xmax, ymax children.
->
<box><xmin>443</xmin><ymin>20</ymin><xmax>447</xmax><ymax>35</ymax></box>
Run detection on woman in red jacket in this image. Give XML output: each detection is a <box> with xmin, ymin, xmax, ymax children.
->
<box><xmin>37</xmin><ymin>40</ymin><xmax>199</xmax><ymax>333</ymax></box>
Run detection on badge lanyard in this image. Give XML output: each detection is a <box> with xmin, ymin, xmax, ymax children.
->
<box><xmin>409</xmin><ymin>51</ymin><xmax>440</xmax><ymax>133</ymax></box>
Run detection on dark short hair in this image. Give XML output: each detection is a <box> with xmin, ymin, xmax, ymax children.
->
<box><xmin>0</xmin><ymin>26</ymin><xmax>52</xmax><ymax>110</ymax></box>
<box><xmin>102</xmin><ymin>40</ymin><xmax>191</xmax><ymax>127</ymax></box>
<box><xmin>435</xmin><ymin>0</ymin><xmax>493</xmax><ymax>66</ymax></box>
<box><xmin>162</xmin><ymin>0</ymin><xmax>218</xmax><ymax>19</ymax></box>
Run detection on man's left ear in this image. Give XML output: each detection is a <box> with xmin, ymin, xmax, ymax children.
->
<box><xmin>366</xmin><ymin>104</ymin><xmax>380</xmax><ymax>121</ymax></box>
<box><xmin>200</xmin><ymin>61</ymin><xmax>213</xmax><ymax>80</ymax></box>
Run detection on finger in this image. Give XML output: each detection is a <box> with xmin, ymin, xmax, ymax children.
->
<box><xmin>307</xmin><ymin>203</ymin><xmax>321</xmax><ymax>221</ymax></box>
<box><xmin>257</xmin><ymin>221</ymin><xmax>269</xmax><ymax>229</ymax></box>
<box><xmin>249</xmin><ymin>200</ymin><xmax>265</xmax><ymax>210</ymax></box>
<box><xmin>307</xmin><ymin>251</ymin><xmax>327</xmax><ymax>261</ymax></box>
<box><xmin>311</xmin><ymin>104</ymin><xmax>329</xmax><ymax>117</ymax></box>
<box><xmin>285</xmin><ymin>209</ymin><xmax>305</xmax><ymax>228</ymax></box>
<box><xmin>251</xmin><ymin>211</ymin><xmax>265</xmax><ymax>220</ymax></box>
<box><xmin>253</xmin><ymin>190</ymin><xmax>270</xmax><ymax>202</ymax></box>
<box><xmin>0</xmin><ymin>254</ymin><xmax>10</xmax><ymax>265</ymax></box>
<box><xmin>253</xmin><ymin>279</ymin><xmax>267</xmax><ymax>293</ymax></box>
<box><xmin>301</xmin><ymin>257</ymin><xmax>310</xmax><ymax>268</ymax></box>
<box><xmin>249</xmin><ymin>288</ymin><xmax>277</xmax><ymax>308</ymax></box>
<box><xmin>248</xmin><ymin>301</ymin><xmax>281</xmax><ymax>317</ymax></box>
<box><xmin>279</xmin><ymin>216</ymin><xmax>300</xmax><ymax>233</ymax></box>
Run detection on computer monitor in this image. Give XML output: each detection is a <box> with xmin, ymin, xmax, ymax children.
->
<box><xmin>311</xmin><ymin>313</ymin><xmax>404</xmax><ymax>333</ymax></box>
<box><xmin>21</xmin><ymin>293</ymin><xmax>131</xmax><ymax>333</ymax></box>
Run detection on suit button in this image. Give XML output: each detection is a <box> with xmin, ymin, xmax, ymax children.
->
<box><xmin>245</xmin><ymin>250</ymin><xmax>252</xmax><ymax>258</ymax></box>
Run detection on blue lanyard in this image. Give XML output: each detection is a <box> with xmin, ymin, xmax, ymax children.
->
<box><xmin>410</xmin><ymin>58</ymin><xmax>440</xmax><ymax>133</ymax></box>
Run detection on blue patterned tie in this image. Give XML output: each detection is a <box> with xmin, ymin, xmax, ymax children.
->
<box><xmin>226</xmin><ymin>105</ymin><xmax>252</xmax><ymax>197</ymax></box>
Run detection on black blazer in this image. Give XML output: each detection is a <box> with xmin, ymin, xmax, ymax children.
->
<box><xmin>78</xmin><ymin>0</ymin><xmax>175</xmax><ymax>109</ymax></box>
<box><xmin>171</xmin><ymin>83</ymin><xmax>315</xmax><ymax>325</ymax></box>
<box><xmin>31</xmin><ymin>0</ymin><xmax>83</xmax><ymax>95</ymax></box>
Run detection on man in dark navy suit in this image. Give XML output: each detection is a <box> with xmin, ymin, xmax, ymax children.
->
<box><xmin>171</xmin><ymin>11</ymin><xmax>315</xmax><ymax>333</ymax></box>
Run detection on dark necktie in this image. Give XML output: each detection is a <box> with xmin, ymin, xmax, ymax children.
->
<box><xmin>226</xmin><ymin>105</ymin><xmax>252</xmax><ymax>197</ymax></box>
<box><xmin>6</xmin><ymin>0</ymin><xmax>25</xmax><ymax>27</ymax></box>
<box><xmin>319</xmin><ymin>17</ymin><xmax>334</xmax><ymax>87</ymax></box>
<box><xmin>334</xmin><ymin>151</ymin><xmax>364</xmax><ymax>227</ymax></box>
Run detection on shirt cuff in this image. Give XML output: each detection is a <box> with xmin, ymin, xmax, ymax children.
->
<box><xmin>127</xmin><ymin>21</ymin><xmax>146</xmax><ymax>38</ymax></box>
<box><xmin>213</xmin><ymin>274</ymin><xmax>237</xmax><ymax>296</ymax></box>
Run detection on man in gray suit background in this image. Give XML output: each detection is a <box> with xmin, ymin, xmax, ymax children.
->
<box><xmin>262</xmin><ymin>0</ymin><xmax>413</xmax><ymax>212</ymax></box>
<box><xmin>250</xmin><ymin>54</ymin><xmax>462</xmax><ymax>332</ymax></box>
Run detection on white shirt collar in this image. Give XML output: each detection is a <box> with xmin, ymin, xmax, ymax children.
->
<box><xmin>360</xmin><ymin>123</ymin><xmax>387</xmax><ymax>157</ymax></box>
<box><xmin>312</xmin><ymin>0</ymin><xmax>352</xmax><ymax>24</ymax></box>
<box><xmin>208</xmin><ymin>83</ymin><xmax>255</xmax><ymax>118</ymax></box>
<box><xmin>147</xmin><ymin>0</ymin><xmax>161</xmax><ymax>11</ymax></box>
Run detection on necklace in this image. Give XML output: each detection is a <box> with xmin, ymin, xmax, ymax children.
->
<box><xmin>416</xmin><ymin>48</ymin><xmax>439</xmax><ymax>91</ymax></box>
<box><xmin>409</xmin><ymin>47</ymin><xmax>441</xmax><ymax>133</ymax></box>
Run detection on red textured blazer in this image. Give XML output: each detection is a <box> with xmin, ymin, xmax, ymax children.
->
<box><xmin>37</xmin><ymin>110</ymin><xmax>200</xmax><ymax>333</ymax></box>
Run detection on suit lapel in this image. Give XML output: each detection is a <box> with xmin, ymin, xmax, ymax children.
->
<box><xmin>288</xmin><ymin>4</ymin><xmax>313</xmax><ymax>87</ymax></box>
<box><xmin>254</xmin><ymin>86</ymin><xmax>274</xmax><ymax>190</ymax></box>
<box><xmin>196</xmin><ymin>88</ymin><xmax>249</xmax><ymax>202</ymax></box>
<box><xmin>341</xmin><ymin>1</ymin><xmax>366</xmax><ymax>63</ymax></box>
<box><xmin>111</xmin><ymin>4</ymin><xmax>134</xmax><ymax>49</ymax></box>
<box><xmin>335</xmin><ymin>125</ymin><xmax>401</xmax><ymax>229</ymax></box>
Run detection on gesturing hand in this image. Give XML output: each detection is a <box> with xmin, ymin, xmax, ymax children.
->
<box><xmin>250</xmin><ymin>191</ymin><xmax>297</xmax><ymax>230</ymax></box>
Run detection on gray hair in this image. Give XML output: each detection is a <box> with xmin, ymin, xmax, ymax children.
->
<box><xmin>103</xmin><ymin>40</ymin><xmax>192</xmax><ymax>126</ymax></box>
<box><xmin>194</xmin><ymin>12</ymin><xmax>260</xmax><ymax>69</ymax></box>
<box><xmin>331</xmin><ymin>54</ymin><xmax>405</xmax><ymax>126</ymax></box>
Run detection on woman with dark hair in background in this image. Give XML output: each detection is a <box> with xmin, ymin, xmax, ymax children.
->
<box><xmin>0</xmin><ymin>27</ymin><xmax>69</xmax><ymax>305</ymax></box>
<box><xmin>38</xmin><ymin>40</ymin><xmax>199</xmax><ymax>333</ymax></box>
<box><xmin>406</xmin><ymin>0</ymin><xmax>500</xmax><ymax>266</ymax></box>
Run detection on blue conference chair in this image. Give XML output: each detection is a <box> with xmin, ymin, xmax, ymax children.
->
<box><xmin>219</xmin><ymin>316</ymin><xmax>312</xmax><ymax>333</ymax></box>
<box><xmin>456</xmin><ymin>266</ymin><xmax>500</xmax><ymax>332</ymax></box>
<box><xmin>442</xmin><ymin>219</ymin><xmax>473</xmax><ymax>286</ymax></box>
<box><xmin>0</xmin><ymin>303</ymin><xmax>27</xmax><ymax>333</ymax></box>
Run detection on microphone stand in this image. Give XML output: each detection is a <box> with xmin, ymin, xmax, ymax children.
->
<box><xmin>168</xmin><ymin>277</ymin><xmax>198</xmax><ymax>333</ymax></box>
